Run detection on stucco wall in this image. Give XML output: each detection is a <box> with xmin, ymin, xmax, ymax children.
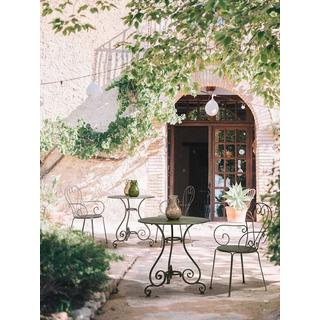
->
<box><xmin>40</xmin><ymin>0</ymin><xmax>129</xmax><ymax>130</ymax></box>
<box><xmin>41</xmin><ymin>2</ymin><xmax>279</xmax><ymax>234</ymax></box>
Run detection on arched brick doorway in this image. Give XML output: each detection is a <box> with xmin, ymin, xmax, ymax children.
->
<box><xmin>167</xmin><ymin>71</ymin><xmax>277</xmax><ymax>207</ymax></box>
<box><xmin>168</xmin><ymin>88</ymin><xmax>256</xmax><ymax>221</ymax></box>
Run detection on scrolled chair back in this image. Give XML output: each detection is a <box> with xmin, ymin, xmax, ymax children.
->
<box><xmin>213</xmin><ymin>202</ymin><xmax>273</xmax><ymax>250</ymax></box>
<box><xmin>64</xmin><ymin>185</ymin><xmax>88</xmax><ymax>217</ymax></box>
<box><xmin>181</xmin><ymin>185</ymin><xmax>195</xmax><ymax>216</ymax></box>
<box><xmin>159</xmin><ymin>185</ymin><xmax>195</xmax><ymax>215</ymax></box>
<box><xmin>244</xmin><ymin>188</ymin><xmax>256</xmax><ymax>209</ymax></box>
<box><xmin>242</xmin><ymin>202</ymin><xmax>273</xmax><ymax>249</ymax></box>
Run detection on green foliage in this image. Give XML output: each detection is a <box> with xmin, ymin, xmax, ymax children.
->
<box><xmin>262</xmin><ymin>165</ymin><xmax>280</xmax><ymax>265</ymax></box>
<box><xmin>41</xmin><ymin>0</ymin><xmax>116</xmax><ymax>35</ymax></box>
<box><xmin>41</xmin><ymin>118</ymin><xmax>104</xmax><ymax>159</ymax></box>
<box><xmin>122</xmin><ymin>0</ymin><xmax>279</xmax><ymax>107</ymax></box>
<box><xmin>40</xmin><ymin>226</ymin><xmax>121</xmax><ymax>314</ymax></box>
<box><xmin>41</xmin><ymin>0</ymin><xmax>279</xmax><ymax>159</ymax></box>
<box><xmin>186</xmin><ymin>107</ymin><xmax>208</xmax><ymax>121</ymax></box>
<box><xmin>40</xmin><ymin>177</ymin><xmax>58</xmax><ymax>221</ymax></box>
<box><xmin>223</xmin><ymin>182</ymin><xmax>253</xmax><ymax>210</ymax></box>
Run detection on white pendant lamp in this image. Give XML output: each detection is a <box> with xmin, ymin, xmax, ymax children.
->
<box><xmin>86</xmin><ymin>81</ymin><xmax>103</xmax><ymax>97</ymax></box>
<box><xmin>205</xmin><ymin>93</ymin><xmax>219</xmax><ymax>116</ymax></box>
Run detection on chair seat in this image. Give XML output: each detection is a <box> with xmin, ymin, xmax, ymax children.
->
<box><xmin>74</xmin><ymin>214</ymin><xmax>102</xmax><ymax>219</ymax></box>
<box><xmin>217</xmin><ymin>245</ymin><xmax>257</xmax><ymax>254</ymax></box>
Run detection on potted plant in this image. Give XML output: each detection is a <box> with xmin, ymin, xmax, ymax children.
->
<box><xmin>223</xmin><ymin>183</ymin><xmax>254</xmax><ymax>222</ymax></box>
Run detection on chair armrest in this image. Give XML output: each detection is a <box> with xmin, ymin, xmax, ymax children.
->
<box><xmin>69</xmin><ymin>202</ymin><xmax>89</xmax><ymax>217</ymax></box>
<box><xmin>82</xmin><ymin>200</ymin><xmax>105</xmax><ymax>215</ymax></box>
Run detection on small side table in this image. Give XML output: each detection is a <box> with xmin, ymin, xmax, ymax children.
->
<box><xmin>108</xmin><ymin>195</ymin><xmax>154</xmax><ymax>248</ymax></box>
<box><xmin>138</xmin><ymin>216</ymin><xmax>209</xmax><ymax>296</ymax></box>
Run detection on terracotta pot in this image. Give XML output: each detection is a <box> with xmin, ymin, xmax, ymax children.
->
<box><xmin>226</xmin><ymin>207</ymin><xmax>247</xmax><ymax>222</ymax></box>
<box><xmin>165</xmin><ymin>195</ymin><xmax>182</xmax><ymax>220</ymax></box>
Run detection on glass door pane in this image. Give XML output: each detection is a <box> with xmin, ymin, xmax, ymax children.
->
<box><xmin>211</xmin><ymin>127</ymin><xmax>253</xmax><ymax>219</ymax></box>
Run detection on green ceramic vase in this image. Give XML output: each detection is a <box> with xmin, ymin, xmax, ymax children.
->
<box><xmin>128</xmin><ymin>180</ymin><xmax>139</xmax><ymax>197</ymax></box>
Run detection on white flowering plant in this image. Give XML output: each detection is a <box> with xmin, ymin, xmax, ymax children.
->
<box><xmin>223</xmin><ymin>183</ymin><xmax>254</xmax><ymax>210</ymax></box>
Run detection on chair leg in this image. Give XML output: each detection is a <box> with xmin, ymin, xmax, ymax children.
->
<box><xmin>257</xmin><ymin>251</ymin><xmax>267</xmax><ymax>291</ymax></box>
<box><xmin>209</xmin><ymin>249</ymin><xmax>217</xmax><ymax>289</ymax></box>
<box><xmin>240</xmin><ymin>253</ymin><xmax>245</xmax><ymax>284</ymax></box>
<box><xmin>81</xmin><ymin>219</ymin><xmax>86</xmax><ymax>232</ymax></box>
<box><xmin>228</xmin><ymin>253</ymin><xmax>234</xmax><ymax>297</ymax></box>
<box><xmin>70</xmin><ymin>218</ymin><xmax>75</xmax><ymax>230</ymax></box>
<box><xmin>101</xmin><ymin>216</ymin><xmax>108</xmax><ymax>245</ymax></box>
<box><xmin>91</xmin><ymin>219</ymin><xmax>95</xmax><ymax>239</ymax></box>
<box><xmin>179</xmin><ymin>225</ymin><xmax>183</xmax><ymax>242</ymax></box>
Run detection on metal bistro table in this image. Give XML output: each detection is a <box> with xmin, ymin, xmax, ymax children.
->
<box><xmin>138</xmin><ymin>216</ymin><xmax>209</xmax><ymax>296</ymax></box>
<box><xmin>108</xmin><ymin>195</ymin><xmax>154</xmax><ymax>248</ymax></box>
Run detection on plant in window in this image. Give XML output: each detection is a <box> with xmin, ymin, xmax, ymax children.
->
<box><xmin>186</xmin><ymin>109</ymin><xmax>198</xmax><ymax>120</ymax></box>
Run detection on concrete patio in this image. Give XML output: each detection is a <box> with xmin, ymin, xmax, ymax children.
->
<box><xmin>93</xmin><ymin>222</ymin><xmax>280</xmax><ymax>320</ymax></box>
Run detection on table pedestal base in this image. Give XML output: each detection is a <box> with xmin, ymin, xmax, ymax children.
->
<box><xmin>112</xmin><ymin>226</ymin><xmax>154</xmax><ymax>248</ymax></box>
<box><xmin>144</xmin><ymin>224</ymin><xmax>206</xmax><ymax>296</ymax></box>
<box><xmin>112</xmin><ymin>198</ymin><xmax>154</xmax><ymax>248</ymax></box>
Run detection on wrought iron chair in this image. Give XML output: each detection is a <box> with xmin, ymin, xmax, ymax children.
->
<box><xmin>209</xmin><ymin>202</ymin><xmax>273</xmax><ymax>297</ymax></box>
<box><xmin>155</xmin><ymin>185</ymin><xmax>195</xmax><ymax>244</ymax></box>
<box><xmin>64</xmin><ymin>185</ymin><xmax>108</xmax><ymax>244</ymax></box>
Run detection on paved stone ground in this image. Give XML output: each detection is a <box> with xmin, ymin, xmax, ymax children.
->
<box><xmin>96</xmin><ymin>222</ymin><xmax>280</xmax><ymax>320</ymax></box>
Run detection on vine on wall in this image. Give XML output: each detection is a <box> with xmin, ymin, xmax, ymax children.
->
<box><xmin>41</xmin><ymin>0</ymin><xmax>279</xmax><ymax>160</ymax></box>
<box><xmin>40</xmin><ymin>73</ymin><xmax>188</xmax><ymax>159</ymax></box>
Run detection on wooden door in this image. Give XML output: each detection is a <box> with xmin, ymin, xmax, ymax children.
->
<box><xmin>209</xmin><ymin>126</ymin><xmax>254</xmax><ymax>220</ymax></box>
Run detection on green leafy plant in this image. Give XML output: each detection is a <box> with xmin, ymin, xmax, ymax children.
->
<box><xmin>223</xmin><ymin>183</ymin><xmax>253</xmax><ymax>210</ymax></box>
<box><xmin>41</xmin><ymin>0</ymin><xmax>117</xmax><ymax>35</ymax></box>
<box><xmin>40</xmin><ymin>226</ymin><xmax>122</xmax><ymax>314</ymax></box>
<box><xmin>122</xmin><ymin>0</ymin><xmax>279</xmax><ymax>107</ymax></box>
<box><xmin>262</xmin><ymin>165</ymin><xmax>280</xmax><ymax>265</ymax></box>
<box><xmin>40</xmin><ymin>178</ymin><xmax>58</xmax><ymax>221</ymax></box>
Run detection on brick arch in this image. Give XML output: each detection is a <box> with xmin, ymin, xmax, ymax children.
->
<box><xmin>172</xmin><ymin>70</ymin><xmax>277</xmax><ymax>201</ymax></box>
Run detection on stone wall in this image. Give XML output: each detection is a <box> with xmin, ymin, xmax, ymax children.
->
<box><xmin>41</xmin><ymin>124</ymin><xmax>167</xmax><ymax>234</ymax></box>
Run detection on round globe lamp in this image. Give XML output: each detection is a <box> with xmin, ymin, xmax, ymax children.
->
<box><xmin>86</xmin><ymin>81</ymin><xmax>103</xmax><ymax>97</ymax></box>
<box><xmin>205</xmin><ymin>95</ymin><xmax>219</xmax><ymax>116</ymax></box>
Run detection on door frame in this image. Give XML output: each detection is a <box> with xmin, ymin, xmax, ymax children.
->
<box><xmin>168</xmin><ymin>121</ymin><xmax>255</xmax><ymax>221</ymax></box>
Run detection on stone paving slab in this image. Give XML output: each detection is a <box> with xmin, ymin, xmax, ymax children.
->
<box><xmin>95</xmin><ymin>222</ymin><xmax>280</xmax><ymax>320</ymax></box>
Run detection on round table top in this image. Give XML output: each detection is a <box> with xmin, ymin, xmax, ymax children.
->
<box><xmin>108</xmin><ymin>195</ymin><xmax>154</xmax><ymax>200</ymax></box>
<box><xmin>139</xmin><ymin>215</ymin><xmax>209</xmax><ymax>225</ymax></box>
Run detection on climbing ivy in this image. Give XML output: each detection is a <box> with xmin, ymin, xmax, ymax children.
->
<box><xmin>40</xmin><ymin>74</ymin><xmax>185</xmax><ymax>159</ymax></box>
